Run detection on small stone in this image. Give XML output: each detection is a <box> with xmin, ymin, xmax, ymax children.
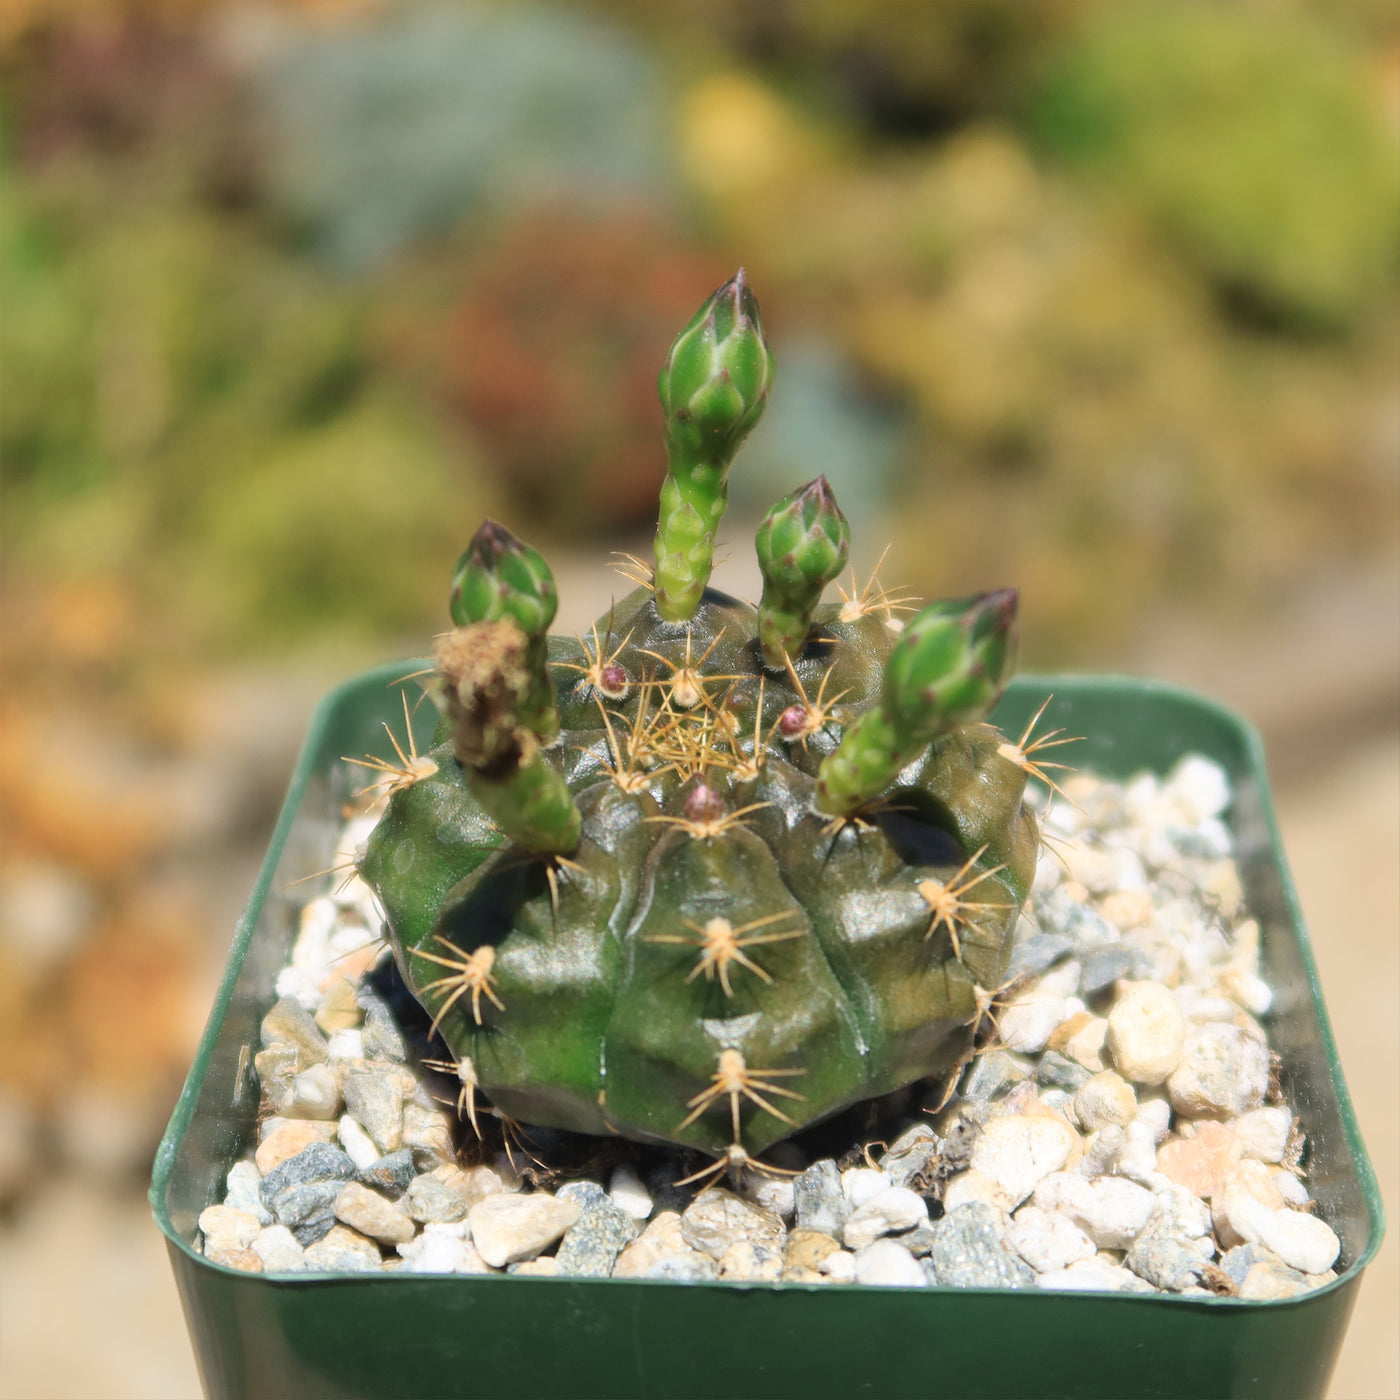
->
<box><xmin>718</xmin><ymin>1238</ymin><xmax>784</xmax><ymax>1281</ymax></box>
<box><xmin>926</xmin><ymin>1203</ymin><xmax>1034</xmax><ymax>1289</ymax></box>
<box><xmin>343</xmin><ymin>1070</ymin><xmax>404</xmax><ymax>1155</ymax></box>
<box><xmin>795</xmin><ymin>1159</ymin><xmax>845</xmax><ymax>1237</ymax></box>
<box><xmin>255</xmin><ymin>1119</ymin><xmax>338</xmax><ymax>1174</ymax></box>
<box><xmin>1107</xmin><ymin>982</ymin><xmax>1186</xmax><ymax>1085</ymax></box>
<box><xmin>555</xmin><ymin>1201</ymin><xmax>639</xmax><ymax>1278</ymax></box>
<box><xmin>199</xmin><ymin>1205</ymin><xmax>263</xmax><ymax>1251</ymax></box>
<box><xmin>404</xmin><ymin>1173</ymin><xmax>469</xmax><ymax>1223</ymax></box>
<box><xmin>1005</xmin><ymin>931</ymin><xmax>1075</xmax><ymax>983</ymax></box>
<box><xmin>435</xmin><ymin>1164</ymin><xmax>505</xmax><ymax>1210</ymax></box>
<box><xmin>556</xmin><ymin>1180</ymin><xmax>609</xmax><ymax>1212</ymax></box>
<box><xmin>314</xmin><ymin>978</ymin><xmax>362</xmax><ymax>1034</ymax></box>
<box><xmin>397</xmin><ymin>1222</ymin><xmax>494</xmax><ymax>1274</ymax></box>
<box><xmin>1073</xmin><ymin>1071</ymin><xmax>1137</xmax><ymax>1133</ymax></box>
<box><xmin>303</xmin><ymin>1224</ymin><xmax>383</xmax><ymax>1272</ymax></box>
<box><xmin>853</xmin><ymin>1238</ymin><xmax>926</xmax><ymax>1287</ymax></box>
<box><xmin>337</xmin><ymin>1115</ymin><xmax>381</xmax><ymax>1171</ymax></box>
<box><xmin>680</xmin><ymin>1188</ymin><xmax>785</xmax><ymax>1260</ymax></box>
<box><xmin>1218</xmin><ymin>1188</ymin><xmax>1341</xmax><ymax>1275</ymax></box>
<box><xmin>941</xmin><ymin>1168</ymin><xmax>1015</xmax><ymax>1216</ymax></box>
<box><xmin>962</xmin><ymin>1048</ymin><xmax>1034</xmax><ymax>1101</ymax></box>
<box><xmin>783</xmin><ymin>1229</ymin><xmax>841</xmax><ymax>1278</ymax></box>
<box><xmin>1098</xmin><ymin>889</ymin><xmax>1155</xmax><ymax>932</ymax></box>
<box><xmin>402</xmin><ymin>1102</ymin><xmax>454</xmax><ymax>1163</ymax></box>
<box><xmin>1165</xmin><ymin>755</ymin><xmax>1230</xmax><ymax>823</ymax></box>
<box><xmin>334</xmin><ymin>1182</ymin><xmax>415</xmax><ymax>1245</ymax></box>
<box><xmin>204</xmin><ymin>1243</ymin><xmax>263</xmax><ymax>1272</ymax></box>
<box><xmin>842</xmin><ymin>1187</ymin><xmax>929</xmax><ymax>1251</ymax></box>
<box><xmin>1273</xmin><ymin>1171</ymin><xmax>1310</xmax><ymax>1208</ymax></box>
<box><xmin>1079</xmin><ymin>945</ymin><xmax>1140</xmax><ymax>997</ymax></box>
<box><xmin>1037</xmin><ymin>1050</ymin><xmax>1091</xmax><ymax>1092</ymax></box>
<box><xmin>510</xmin><ymin>1257</ymin><xmax>563</xmax><ymax>1278</ymax></box>
<box><xmin>1145</xmin><ymin>1184</ymin><xmax>1213</xmax><ymax>1243</ymax></box>
<box><xmin>1240</xmin><ymin>1259</ymin><xmax>1313</xmax><ymax>1301</ymax></box>
<box><xmin>819</xmin><ymin>1249</ymin><xmax>857</xmax><ymax>1282</ymax></box>
<box><xmin>1157</xmin><ymin>1121</ymin><xmax>1242</xmax><ymax>1199</ymax></box>
<box><xmin>224</xmin><ymin>1161</ymin><xmax>273</xmax><ymax>1225</ymax></box>
<box><xmin>841</xmin><ymin>1168</ymin><xmax>892</xmax><ymax>1209</ymax></box>
<box><xmin>326</xmin><ymin>1028</ymin><xmax>364</xmax><ymax>1060</ymax></box>
<box><xmin>613</xmin><ymin>1212</ymin><xmax>689</xmax><ymax>1279</ymax></box>
<box><xmin>1219</xmin><ymin>1244</ymin><xmax>1262</xmax><ymax>1286</ymax></box>
<box><xmin>469</xmin><ymin>1193</ymin><xmax>581</xmax><ymax>1268</ymax></box>
<box><xmin>259</xmin><ymin>1142</ymin><xmax>356</xmax><ymax>1204</ymax></box>
<box><xmin>1033</xmin><ymin>1174</ymin><xmax>1157</xmax><ymax>1251</ymax></box>
<box><xmin>608</xmin><ymin>1163</ymin><xmax>653</xmax><ymax>1221</ymax></box>
<box><xmin>254</xmin><ymin>1044</ymin><xmax>300</xmax><ymax>1115</ymax></box>
<box><xmin>878</xmin><ymin>1125</ymin><xmax>939</xmax><ymax>1188</ymax></box>
<box><xmin>999</xmin><ymin>994</ymin><xmax>1070</xmax><ymax>1055</ymax></box>
<box><xmin>251</xmin><ymin>1225</ymin><xmax>306</xmax><ymax>1273</ymax></box>
<box><xmin>358</xmin><ymin>1148</ymin><xmax>416</xmax><ymax>1199</ymax></box>
<box><xmin>1037</xmin><ymin>1258</ymin><xmax>1153</xmax><ymax>1293</ymax></box>
<box><xmin>1227</xmin><ymin>1157</ymin><xmax>1286</xmax><ymax>1211</ymax></box>
<box><xmin>1005</xmin><ymin>1206</ymin><xmax>1096</xmax><ymax>1274</ymax></box>
<box><xmin>1233</xmin><ymin>1107</ymin><xmax>1292</xmax><ymax>1164</ymax></box>
<box><xmin>261</xmin><ymin>996</ymin><xmax>330</xmax><ymax>1067</ymax></box>
<box><xmin>1168</xmin><ymin>1024</ymin><xmax>1270</xmax><ymax>1119</ymax></box>
<box><xmin>1127</xmin><ymin>1235</ymin><xmax>1207</xmax><ymax>1291</ymax></box>
<box><xmin>1053</xmin><ymin>1014</ymin><xmax>1110</xmax><ymax>1072</ymax></box>
<box><xmin>359</xmin><ymin>990</ymin><xmax>407</xmax><ymax>1061</ymax></box>
<box><xmin>643</xmin><ymin>1251</ymin><xmax>720</xmax><ymax>1281</ymax></box>
<box><xmin>742</xmin><ymin>1173</ymin><xmax>795</xmax><ymax>1222</ymax></box>
<box><xmin>968</xmin><ymin>1112</ymin><xmax>1079</xmax><ymax>1207</ymax></box>
<box><xmin>289</xmin><ymin>1064</ymin><xmax>341</xmax><ymax>1121</ymax></box>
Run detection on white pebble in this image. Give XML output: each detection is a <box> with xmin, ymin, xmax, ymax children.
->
<box><xmin>970</xmin><ymin>1113</ymin><xmax>1080</xmax><ymax>1207</ymax></box>
<box><xmin>1074</xmin><ymin>1072</ymin><xmax>1137</xmax><ymax>1132</ymax></box>
<box><xmin>941</xmin><ymin>1169</ymin><xmax>1014</xmax><ymax>1217</ymax></box>
<box><xmin>819</xmin><ymin>1250</ymin><xmax>857</xmax><ymax>1283</ymax></box>
<box><xmin>199</xmin><ymin>1205</ymin><xmax>262</xmax><ymax>1250</ymax></box>
<box><xmin>1165</xmin><ymin>756</ymin><xmax>1231</xmax><ymax>823</ymax></box>
<box><xmin>1107</xmin><ymin>982</ymin><xmax>1186</xmax><ymax>1085</ymax></box>
<box><xmin>290</xmin><ymin>1065</ymin><xmax>340</xmax><ymax>1120</ymax></box>
<box><xmin>1273</xmin><ymin>1172</ymin><xmax>1310</xmax><ymax>1208</ymax></box>
<box><xmin>1219</xmin><ymin>1187</ymin><xmax>1341</xmax><ymax>1275</ymax></box>
<box><xmin>842</xmin><ymin>1187</ymin><xmax>928</xmax><ymax>1251</ymax></box>
<box><xmin>468</xmin><ymin>1193</ymin><xmax>581</xmax><ymax>1268</ymax></box>
<box><xmin>1034</xmin><ymin>1173</ymin><xmax>1157</xmax><ymax>1251</ymax></box>
<box><xmin>999</xmin><ymin>996</ymin><xmax>1069</xmax><ymax>1055</ymax></box>
<box><xmin>1234</xmin><ymin>1107</ymin><xmax>1292</xmax><ymax>1164</ymax></box>
<box><xmin>853</xmin><ymin>1239</ymin><xmax>926</xmax><ymax>1287</ymax></box>
<box><xmin>1006</xmin><ymin>1206</ymin><xmax>1097</xmax><ymax>1273</ymax></box>
<box><xmin>326</xmin><ymin>1028</ymin><xmax>364</xmax><ymax>1060</ymax></box>
<box><xmin>1168</xmin><ymin>1024</ymin><xmax>1270</xmax><ymax>1118</ymax></box>
<box><xmin>1037</xmin><ymin>1258</ymin><xmax>1152</xmax><ymax>1293</ymax></box>
<box><xmin>224</xmin><ymin>1160</ymin><xmax>272</xmax><ymax>1224</ymax></box>
<box><xmin>337</xmin><ymin>1114</ymin><xmax>380</xmax><ymax>1171</ymax></box>
<box><xmin>841</xmin><ymin>1167</ymin><xmax>892</xmax><ymax>1209</ymax></box>
<box><xmin>252</xmin><ymin>1225</ymin><xmax>306</xmax><ymax>1273</ymax></box>
<box><xmin>608</xmin><ymin>1163</ymin><xmax>653</xmax><ymax>1221</ymax></box>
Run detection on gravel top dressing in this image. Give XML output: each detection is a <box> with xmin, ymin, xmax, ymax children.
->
<box><xmin>198</xmin><ymin>751</ymin><xmax>1342</xmax><ymax>1298</ymax></box>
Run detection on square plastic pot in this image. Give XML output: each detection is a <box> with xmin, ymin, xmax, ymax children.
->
<box><xmin>151</xmin><ymin>668</ymin><xmax>1384</xmax><ymax>1400</ymax></box>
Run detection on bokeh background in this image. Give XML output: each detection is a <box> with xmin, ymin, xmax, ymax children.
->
<box><xmin>1</xmin><ymin>2</ymin><xmax>1396</xmax><ymax>1396</ymax></box>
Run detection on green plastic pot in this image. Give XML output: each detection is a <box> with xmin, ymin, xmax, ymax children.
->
<box><xmin>150</xmin><ymin>668</ymin><xmax>1383</xmax><ymax>1400</ymax></box>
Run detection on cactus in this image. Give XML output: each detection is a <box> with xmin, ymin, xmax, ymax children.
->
<box><xmin>360</xmin><ymin>274</ymin><xmax>1041</xmax><ymax>1163</ymax></box>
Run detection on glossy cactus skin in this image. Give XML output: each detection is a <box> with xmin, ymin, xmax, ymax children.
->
<box><xmin>358</xmin><ymin>275</ymin><xmax>1041</xmax><ymax>1163</ymax></box>
<box><xmin>361</xmin><ymin>585</ymin><xmax>1039</xmax><ymax>1157</ymax></box>
<box><xmin>653</xmin><ymin>270</ymin><xmax>774</xmax><ymax>623</ymax></box>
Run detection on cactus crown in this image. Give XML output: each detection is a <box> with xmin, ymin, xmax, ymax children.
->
<box><xmin>360</xmin><ymin>274</ymin><xmax>1041</xmax><ymax>1168</ymax></box>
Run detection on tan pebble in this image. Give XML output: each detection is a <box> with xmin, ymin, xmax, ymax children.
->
<box><xmin>432</xmin><ymin>1163</ymin><xmax>504</xmax><ymax>1209</ymax></box>
<box><xmin>613</xmin><ymin>1211</ymin><xmax>688</xmax><ymax>1279</ymax></box>
<box><xmin>314</xmin><ymin>978</ymin><xmax>362</xmax><ymax>1033</ymax></box>
<box><xmin>1227</xmin><ymin>1158</ymin><xmax>1286</xmax><ymax>1210</ymax></box>
<box><xmin>334</xmin><ymin>1182</ymin><xmax>416</xmax><ymax>1245</ymax></box>
<box><xmin>1063</xmin><ymin>1016</ymin><xmax>1110</xmax><ymax>1072</ymax></box>
<box><xmin>199</xmin><ymin>1205</ymin><xmax>263</xmax><ymax>1250</ymax></box>
<box><xmin>401</xmin><ymin>1102</ymin><xmax>454</xmax><ymax>1162</ymax></box>
<box><xmin>1239</xmin><ymin>1260</ymin><xmax>1310</xmax><ymax>1301</ymax></box>
<box><xmin>1074</xmin><ymin>1072</ymin><xmax>1137</xmax><ymax>1133</ymax></box>
<box><xmin>718</xmin><ymin>1239</ymin><xmax>784</xmax><ymax>1281</ymax></box>
<box><xmin>1157</xmin><ymin>1121</ymin><xmax>1242</xmax><ymax>1200</ymax></box>
<box><xmin>204</xmin><ymin>1242</ymin><xmax>264</xmax><ymax>1273</ymax></box>
<box><xmin>1107</xmin><ymin>982</ymin><xmax>1185</xmax><ymax>1085</ymax></box>
<box><xmin>255</xmin><ymin>1119</ymin><xmax>338</xmax><ymax>1174</ymax></box>
<box><xmin>1099</xmin><ymin>890</ymin><xmax>1155</xmax><ymax>932</ymax></box>
<box><xmin>784</xmin><ymin>1228</ymin><xmax>841</xmax><ymax>1273</ymax></box>
<box><xmin>1233</xmin><ymin>1107</ymin><xmax>1293</xmax><ymax>1164</ymax></box>
<box><xmin>511</xmin><ymin>1257</ymin><xmax>562</xmax><ymax>1278</ymax></box>
<box><xmin>468</xmin><ymin>1193</ymin><xmax>581</xmax><ymax>1268</ymax></box>
<box><xmin>941</xmin><ymin>1168</ymin><xmax>1015</xmax><ymax>1217</ymax></box>
<box><xmin>1048</xmin><ymin>1011</ymin><xmax>1092</xmax><ymax>1055</ymax></box>
<box><xmin>1060</xmin><ymin>879</ymin><xmax>1090</xmax><ymax>904</ymax></box>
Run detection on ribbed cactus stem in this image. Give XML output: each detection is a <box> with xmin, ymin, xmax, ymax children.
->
<box><xmin>816</xmin><ymin>590</ymin><xmax>1019</xmax><ymax>815</ymax></box>
<box><xmin>435</xmin><ymin>622</ymin><xmax>581</xmax><ymax>855</ymax></box>
<box><xmin>653</xmin><ymin>270</ymin><xmax>774</xmax><ymax>622</ymax></box>
<box><xmin>450</xmin><ymin>520</ymin><xmax>560</xmax><ymax>743</ymax></box>
<box><xmin>755</xmin><ymin>476</ymin><xmax>850</xmax><ymax>667</ymax></box>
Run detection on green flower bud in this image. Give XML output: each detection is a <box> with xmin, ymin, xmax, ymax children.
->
<box><xmin>755</xmin><ymin>476</ymin><xmax>851</xmax><ymax>666</ymax></box>
<box><xmin>450</xmin><ymin>520</ymin><xmax>557</xmax><ymax>638</ymax></box>
<box><xmin>883</xmin><ymin>590</ymin><xmax>1019</xmax><ymax>746</ymax></box>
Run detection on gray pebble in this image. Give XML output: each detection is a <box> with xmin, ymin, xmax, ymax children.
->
<box><xmin>1037</xmin><ymin>1050</ymin><xmax>1091</xmax><ymax>1092</ymax></box>
<box><xmin>961</xmin><ymin>1048</ymin><xmax>1034</xmax><ymax>1102</ymax></box>
<box><xmin>1219</xmin><ymin>1244</ymin><xmax>1262</xmax><ymax>1287</ymax></box>
<box><xmin>927</xmin><ymin>1204</ymin><xmax>1035</xmax><ymax>1290</ymax></box>
<box><xmin>555</xmin><ymin>1202</ymin><xmax>639</xmax><ymax>1278</ymax></box>
<box><xmin>878</xmin><ymin>1125</ymin><xmax>939</xmax><ymax>1189</ymax></box>
<box><xmin>259</xmin><ymin>1142</ymin><xmax>356</xmax><ymax>1205</ymax></box>
<box><xmin>894</xmin><ymin>1219</ymin><xmax>939</xmax><ymax>1257</ymax></box>
<box><xmin>1005</xmin><ymin>932</ymin><xmax>1075</xmax><ymax>983</ymax></box>
<box><xmin>358</xmin><ymin>1149</ymin><xmax>417</xmax><ymax>1199</ymax></box>
<box><xmin>794</xmin><ymin>1160</ymin><xmax>850</xmax><ymax>1237</ymax></box>
<box><xmin>1079</xmin><ymin>945</ymin><xmax>1142</xmax><ymax>997</ymax></box>
<box><xmin>225</xmin><ymin>1161</ymin><xmax>273</xmax><ymax>1225</ymax></box>
<box><xmin>404</xmin><ymin>1173</ymin><xmax>469</xmax><ymax>1224</ymax></box>
<box><xmin>1035</xmin><ymin>889</ymin><xmax>1116</xmax><ymax>950</ymax></box>
<box><xmin>556</xmin><ymin>1180</ymin><xmax>610</xmax><ymax>1212</ymax></box>
<box><xmin>1127</xmin><ymin>1235</ymin><xmax>1207</xmax><ymax>1292</ymax></box>
<box><xmin>357</xmin><ymin>988</ymin><xmax>407</xmax><ymax>1062</ymax></box>
<box><xmin>343</xmin><ymin>1070</ymin><xmax>404</xmax><ymax>1155</ymax></box>
<box><xmin>681</xmin><ymin>1189</ymin><xmax>785</xmax><ymax>1260</ymax></box>
<box><xmin>267</xmin><ymin>1182</ymin><xmax>344</xmax><ymax>1240</ymax></box>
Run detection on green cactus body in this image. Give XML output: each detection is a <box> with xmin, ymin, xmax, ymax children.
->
<box><xmin>361</xmin><ymin>585</ymin><xmax>1039</xmax><ymax>1158</ymax></box>
<box><xmin>357</xmin><ymin>274</ymin><xmax>1043</xmax><ymax>1164</ymax></box>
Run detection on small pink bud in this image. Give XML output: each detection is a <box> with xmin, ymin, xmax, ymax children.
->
<box><xmin>778</xmin><ymin>706</ymin><xmax>808</xmax><ymax>738</ymax></box>
<box><xmin>683</xmin><ymin>783</ymin><xmax>726</xmax><ymax>825</ymax></box>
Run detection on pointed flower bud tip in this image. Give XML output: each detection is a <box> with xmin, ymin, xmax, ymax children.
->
<box><xmin>449</xmin><ymin>519</ymin><xmax>558</xmax><ymax>636</ymax></box>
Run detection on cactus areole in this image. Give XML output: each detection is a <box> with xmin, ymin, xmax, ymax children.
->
<box><xmin>360</xmin><ymin>273</ymin><xmax>1040</xmax><ymax>1161</ymax></box>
